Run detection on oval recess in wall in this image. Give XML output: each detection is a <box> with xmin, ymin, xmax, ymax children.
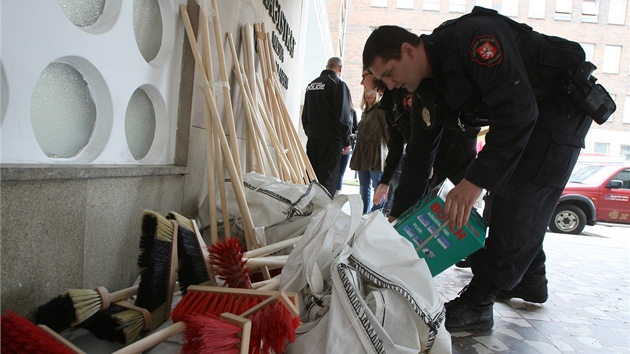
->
<box><xmin>29</xmin><ymin>57</ymin><xmax>113</xmax><ymax>162</ymax></box>
<box><xmin>55</xmin><ymin>0</ymin><xmax>123</xmax><ymax>34</ymax></box>
<box><xmin>125</xmin><ymin>87</ymin><xmax>157</xmax><ymax>161</ymax></box>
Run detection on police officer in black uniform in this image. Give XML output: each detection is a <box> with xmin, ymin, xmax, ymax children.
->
<box><xmin>302</xmin><ymin>57</ymin><xmax>353</xmax><ymax>196</ymax></box>
<box><xmin>363</xmin><ymin>7</ymin><xmax>614</xmax><ymax>332</ymax></box>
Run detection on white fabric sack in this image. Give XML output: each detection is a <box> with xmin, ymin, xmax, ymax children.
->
<box><xmin>284</xmin><ymin>203</ymin><xmax>451</xmax><ymax>354</ymax></box>
<box><xmin>200</xmin><ymin>172</ymin><xmax>333</xmax><ymax>248</ymax></box>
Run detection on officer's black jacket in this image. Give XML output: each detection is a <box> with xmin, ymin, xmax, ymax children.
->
<box><xmin>301</xmin><ymin>70</ymin><xmax>353</xmax><ymax>147</ymax></box>
<box><xmin>390</xmin><ymin>7</ymin><xmax>585</xmax><ymax>217</ymax></box>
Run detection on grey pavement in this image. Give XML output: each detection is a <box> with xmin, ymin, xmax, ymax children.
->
<box><xmin>340</xmin><ymin>182</ymin><xmax>630</xmax><ymax>353</ymax></box>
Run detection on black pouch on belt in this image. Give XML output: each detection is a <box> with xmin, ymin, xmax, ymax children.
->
<box><xmin>564</xmin><ymin>61</ymin><xmax>617</xmax><ymax>125</ymax></box>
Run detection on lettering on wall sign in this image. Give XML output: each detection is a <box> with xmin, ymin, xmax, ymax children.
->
<box><xmin>262</xmin><ymin>0</ymin><xmax>295</xmax><ymax>89</ymax></box>
<box><xmin>262</xmin><ymin>0</ymin><xmax>296</xmax><ymax>58</ymax></box>
<box><xmin>276</xmin><ymin>62</ymin><xmax>289</xmax><ymax>89</ymax></box>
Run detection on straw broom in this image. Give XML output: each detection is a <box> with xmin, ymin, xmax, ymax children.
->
<box><xmin>34</xmin><ymin>285</ymin><xmax>138</xmax><ymax>333</ymax></box>
<box><xmin>81</xmin><ymin>301</ymin><xmax>152</xmax><ymax>346</ymax></box>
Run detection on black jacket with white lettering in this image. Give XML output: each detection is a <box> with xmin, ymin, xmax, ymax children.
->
<box><xmin>301</xmin><ymin>70</ymin><xmax>353</xmax><ymax>146</ymax></box>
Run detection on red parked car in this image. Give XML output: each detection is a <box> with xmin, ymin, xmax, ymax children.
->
<box><xmin>550</xmin><ymin>164</ymin><xmax>630</xmax><ymax>234</ymax></box>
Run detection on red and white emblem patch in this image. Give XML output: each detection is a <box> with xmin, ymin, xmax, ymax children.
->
<box><xmin>470</xmin><ymin>35</ymin><xmax>502</xmax><ymax>67</ymax></box>
<box><xmin>402</xmin><ymin>92</ymin><xmax>413</xmax><ymax>111</ymax></box>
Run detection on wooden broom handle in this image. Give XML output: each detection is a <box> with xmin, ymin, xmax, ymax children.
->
<box><xmin>180</xmin><ymin>5</ymin><xmax>258</xmax><ymax>250</ymax></box>
<box><xmin>111</xmin><ymin>322</ymin><xmax>186</xmax><ymax>354</ymax></box>
<box><xmin>243</xmin><ymin>236</ymin><xmax>302</xmax><ymax>258</ymax></box>
<box><xmin>38</xmin><ymin>325</ymin><xmax>87</xmax><ymax>354</ymax></box>
<box><xmin>95</xmin><ymin>285</ymin><xmax>139</xmax><ymax>309</ymax></box>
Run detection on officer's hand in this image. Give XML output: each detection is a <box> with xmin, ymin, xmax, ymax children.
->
<box><xmin>342</xmin><ymin>146</ymin><xmax>352</xmax><ymax>155</ymax></box>
<box><xmin>443</xmin><ymin>179</ymin><xmax>483</xmax><ymax>229</ymax></box>
<box><xmin>373</xmin><ymin>183</ymin><xmax>389</xmax><ymax>205</ymax></box>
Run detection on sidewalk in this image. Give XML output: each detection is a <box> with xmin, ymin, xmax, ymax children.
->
<box><xmin>340</xmin><ymin>182</ymin><xmax>630</xmax><ymax>353</ymax></box>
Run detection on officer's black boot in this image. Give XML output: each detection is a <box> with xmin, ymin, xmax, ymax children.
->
<box><xmin>497</xmin><ymin>275</ymin><xmax>548</xmax><ymax>303</ymax></box>
<box><xmin>445</xmin><ymin>277</ymin><xmax>499</xmax><ymax>332</ymax></box>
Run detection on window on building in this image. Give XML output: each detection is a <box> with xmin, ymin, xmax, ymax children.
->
<box><xmin>397</xmin><ymin>0</ymin><xmax>414</xmax><ymax>8</ymax></box>
<box><xmin>371</xmin><ymin>0</ymin><xmax>388</xmax><ymax>7</ymax></box>
<box><xmin>594</xmin><ymin>142</ymin><xmax>610</xmax><ymax>154</ymax></box>
<box><xmin>580</xmin><ymin>43</ymin><xmax>595</xmax><ymax>62</ymax></box>
<box><xmin>529</xmin><ymin>0</ymin><xmax>547</xmax><ymax>18</ymax></box>
<box><xmin>555</xmin><ymin>0</ymin><xmax>572</xmax><ymax>20</ymax></box>
<box><xmin>608</xmin><ymin>0</ymin><xmax>627</xmax><ymax>24</ymax></box>
<box><xmin>582</xmin><ymin>0</ymin><xmax>599</xmax><ymax>22</ymax></box>
<box><xmin>449</xmin><ymin>0</ymin><xmax>467</xmax><ymax>12</ymax></box>
<box><xmin>424</xmin><ymin>0</ymin><xmax>441</xmax><ymax>11</ymax></box>
<box><xmin>500</xmin><ymin>0</ymin><xmax>519</xmax><ymax>16</ymax></box>
<box><xmin>602</xmin><ymin>45</ymin><xmax>622</xmax><ymax>73</ymax></box>
<box><xmin>624</xmin><ymin>96</ymin><xmax>630</xmax><ymax>124</ymax></box>
<box><xmin>476</xmin><ymin>0</ymin><xmax>493</xmax><ymax>7</ymax></box>
<box><xmin>620</xmin><ymin>145</ymin><xmax>630</xmax><ymax>160</ymax></box>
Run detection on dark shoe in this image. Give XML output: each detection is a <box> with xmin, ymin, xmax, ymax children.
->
<box><xmin>497</xmin><ymin>282</ymin><xmax>548</xmax><ymax>303</ymax></box>
<box><xmin>455</xmin><ymin>258</ymin><xmax>470</xmax><ymax>268</ymax></box>
<box><xmin>445</xmin><ymin>278</ymin><xmax>497</xmax><ymax>332</ymax></box>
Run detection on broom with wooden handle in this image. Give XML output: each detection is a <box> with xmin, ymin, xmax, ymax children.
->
<box><xmin>134</xmin><ymin>211</ymin><xmax>178</xmax><ymax>332</ymax></box>
<box><xmin>2</xmin><ymin>311</ymin><xmax>86</xmax><ymax>354</ymax></box>
<box><xmin>81</xmin><ymin>300</ymin><xmax>153</xmax><ymax>346</ymax></box>
<box><xmin>113</xmin><ymin>287</ymin><xmax>298</xmax><ymax>354</ymax></box>
<box><xmin>166</xmin><ymin>211</ymin><xmax>216</xmax><ymax>289</ymax></box>
<box><xmin>180</xmin><ymin>5</ymin><xmax>259</xmax><ymax>251</ymax></box>
<box><xmin>34</xmin><ymin>285</ymin><xmax>138</xmax><ymax>333</ymax></box>
<box><xmin>112</xmin><ymin>312</ymin><xmax>250</xmax><ymax>354</ymax></box>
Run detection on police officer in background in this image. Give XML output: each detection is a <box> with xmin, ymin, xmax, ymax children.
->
<box><xmin>302</xmin><ymin>57</ymin><xmax>353</xmax><ymax>196</ymax></box>
<box><xmin>363</xmin><ymin>7</ymin><xmax>614</xmax><ymax>332</ymax></box>
<box><xmin>369</xmin><ymin>77</ymin><xmax>479</xmax><ymax>216</ymax></box>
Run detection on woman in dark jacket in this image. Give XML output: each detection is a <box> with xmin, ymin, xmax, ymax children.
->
<box><xmin>350</xmin><ymin>85</ymin><xmax>389</xmax><ymax>214</ymax></box>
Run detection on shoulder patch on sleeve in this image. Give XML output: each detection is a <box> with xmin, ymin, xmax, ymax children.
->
<box><xmin>470</xmin><ymin>35</ymin><xmax>502</xmax><ymax>67</ymax></box>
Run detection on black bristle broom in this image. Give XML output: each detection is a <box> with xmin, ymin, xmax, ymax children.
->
<box><xmin>80</xmin><ymin>301</ymin><xmax>152</xmax><ymax>346</ymax></box>
<box><xmin>167</xmin><ymin>211</ymin><xmax>216</xmax><ymax>291</ymax></box>
<box><xmin>134</xmin><ymin>210</ymin><xmax>178</xmax><ymax>332</ymax></box>
<box><xmin>34</xmin><ymin>285</ymin><xmax>138</xmax><ymax>333</ymax></box>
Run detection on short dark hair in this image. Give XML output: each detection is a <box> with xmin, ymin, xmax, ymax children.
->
<box><xmin>362</xmin><ymin>26</ymin><xmax>421</xmax><ymax>70</ymax></box>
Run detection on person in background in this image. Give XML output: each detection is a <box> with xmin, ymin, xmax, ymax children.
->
<box><xmin>363</xmin><ymin>6</ymin><xmax>611</xmax><ymax>333</ymax></box>
<box><xmin>336</xmin><ymin>100</ymin><xmax>358</xmax><ymax>196</ymax></box>
<box><xmin>365</xmin><ymin>71</ymin><xmax>478</xmax><ymax>217</ymax></box>
<box><xmin>301</xmin><ymin>57</ymin><xmax>353</xmax><ymax>196</ymax></box>
<box><xmin>349</xmin><ymin>81</ymin><xmax>389</xmax><ymax>214</ymax></box>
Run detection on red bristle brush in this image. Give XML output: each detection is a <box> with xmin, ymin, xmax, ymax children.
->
<box><xmin>181</xmin><ymin>313</ymin><xmax>251</xmax><ymax>354</ymax></box>
<box><xmin>1</xmin><ymin>311</ymin><xmax>86</xmax><ymax>354</ymax></box>
<box><xmin>209</xmin><ymin>238</ymin><xmax>252</xmax><ymax>288</ymax></box>
<box><xmin>239</xmin><ymin>292</ymin><xmax>300</xmax><ymax>354</ymax></box>
<box><xmin>170</xmin><ymin>285</ymin><xmax>286</xmax><ymax>322</ymax></box>
<box><xmin>210</xmin><ymin>237</ymin><xmax>300</xmax><ymax>289</ymax></box>
<box><xmin>112</xmin><ymin>312</ymin><xmax>250</xmax><ymax>354</ymax></box>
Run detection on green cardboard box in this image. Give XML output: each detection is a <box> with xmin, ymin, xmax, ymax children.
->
<box><xmin>392</xmin><ymin>180</ymin><xmax>487</xmax><ymax>277</ymax></box>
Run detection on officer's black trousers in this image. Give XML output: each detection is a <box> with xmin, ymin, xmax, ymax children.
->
<box><xmin>471</xmin><ymin>96</ymin><xmax>593</xmax><ymax>291</ymax></box>
<box><xmin>306</xmin><ymin>138</ymin><xmax>342</xmax><ymax>196</ymax></box>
